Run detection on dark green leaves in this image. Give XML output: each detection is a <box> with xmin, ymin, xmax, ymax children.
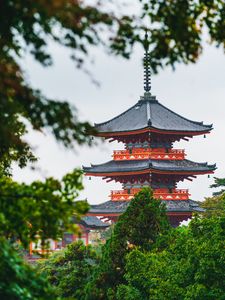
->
<box><xmin>39</xmin><ymin>241</ymin><xmax>99</xmax><ymax>299</ymax></box>
<box><xmin>0</xmin><ymin>54</ymin><xmax>96</xmax><ymax>174</ymax></box>
<box><xmin>0</xmin><ymin>238</ymin><xmax>56</xmax><ymax>300</ymax></box>
<box><xmin>119</xmin><ymin>216</ymin><xmax>225</xmax><ymax>300</ymax></box>
<box><xmin>210</xmin><ymin>177</ymin><xmax>225</xmax><ymax>196</ymax></box>
<box><xmin>111</xmin><ymin>0</ymin><xmax>225</xmax><ymax>72</ymax></box>
<box><xmin>85</xmin><ymin>188</ymin><xmax>170</xmax><ymax>299</ymax></box>
<box><xmin>0</xmin><ymin>169</ymin><xmax>88</xmax><ymax>250</ymax></box>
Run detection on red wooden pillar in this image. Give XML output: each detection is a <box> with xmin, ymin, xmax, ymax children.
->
<box><xmin>29</xmin><ymin>242</ymin><xmax>33</xmax><ymax>255</ymax></box>
<box><xmin>85</xmin><ymin>231</ymin><xmax>89</xmax><ymax>245</ymax></box>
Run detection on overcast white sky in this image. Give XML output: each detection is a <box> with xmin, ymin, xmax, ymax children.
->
<box><xmin>13</xmin><ymin>32</ymin><xmax>225</xmax><ymax>204</ymax></box>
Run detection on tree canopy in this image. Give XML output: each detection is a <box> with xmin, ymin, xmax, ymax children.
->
<box><xmin>117</xmin><ymin>216</ymin><xmax>225</xmax><ymax>300</ymax></box>
<box><xmin>39</xmin><ymin>241</ymin><xmax>99</xmax><ymax>299</ymax></box>
<box><xmin>34</xmin><ymin>188</ymin><xmax>225</xmax><ymax>300</ymax></box>
<box><xmin>0</xmin><ymin>169</ymin><xmax>89</xmax><ymax>298</ymax></box>
<box><xmin>0</xmin><ymin>237</ymin><xmax>56</xmax><ymax>300</ymax></box>
<box><xmin>85</xmin><ymin>188</ymin><xmax>170</xmax><ymax>300</ymax></box>
<box><xmin>200</xmin><ymin>177</ymin><xmax>225</xmax><ymax>217</ymax></box>
<box><xmin>201</xmin><ymin>193</ymin><xmax>225</xmax><ymax>217</ymax></box>
<box><xmin>210</xmin><ymin>177</ymin><xmax>225</xmax><ymax>196</ymax></box>
<box><xmin>0</xmin><ymin>169</ymin><xmax>88</xmax><ymax>250</ymax></box>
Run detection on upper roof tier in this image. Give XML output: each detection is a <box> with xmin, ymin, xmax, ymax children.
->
<box><xmin>95</xmin><ymin>93</ymin><xmax>212</xmax><ymax>137</ymax></box>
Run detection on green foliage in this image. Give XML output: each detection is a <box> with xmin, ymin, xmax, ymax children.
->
<box><xmin>0</xmin><ymin>1</ymin><xmax>113</xmax><ymax>67</ymax></box>
<box><xmin>210</xmin><ymin>177</ymin><xmax>225</xmax><ymax>196</ymax></box>
<box><xmin>200</xmin><ymin>177</ymin><xmax>225</xmax><ymax>216</ymax></box>
<box><xmin>85</xmin><ymin>188</ymin><xmax>170</xmax><ymax>299</ymax></box>
<box><xmin>0</xmin><ymin>56</ymin><xmax>96</xmax><ymax>174</ymax></box>
<box><xmin>120</xmin><ymin>216</ymin><xmax>225</xmax><ymax>300</ymax></box>
<box><xmin>201</xmin><ymin>193</ymin><xmax>225</xmax><ymax>217</ymax></box>
<box><xmin>111</xmin><ymin>0</ymin><xmax>225</xmax><ymax>72</ymax></box>
<box><xmin>0</xmin><ymin>237</ymin><xmax>56</xmax><ymax>300</ymax></box>
<box><xmin>0</xmin><ymin>169</ymin><xmax>88</xmax><ymax>250</ymax></box>
<box><xmin>116</xmin><ymin>285</ymin><xmax>142</xmax><ymax>300</ymax></box>
<box><xmin>0</xmin><ymin>0</ymin><xmax>112</xmax><ymax>173</ymax></box>
<box><xmin>39</xmin><ymin>241</ymin><xmax>99</xmax><ymax>299</ymax></box>
<box><xmin>37</xmin><ymin>191</ymin><xmax>225</xmax><ymax>300</ymax></box>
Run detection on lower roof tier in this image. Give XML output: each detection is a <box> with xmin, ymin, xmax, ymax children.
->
<box><xmin>79</xmin><ymin>216</ymin><xmax>109</xmax><ymax>229</ymax></box>
<box><xmin>84</xmin><ymin>159</ymin><xmax>216</xmax><ymax>176</ymax></box>
<box><xmin>88</xmin><ymin>200</ymin><xmax>204</xmax><ymax>215</ymax></box>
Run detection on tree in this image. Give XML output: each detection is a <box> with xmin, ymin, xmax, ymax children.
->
<box><xmin>127</xmin><ymin>0</ymin><xmax>225</xmax><ymax>72</ymax></box>
<box><xmin>0</xmin><ymin>169</ymin><xmax>89</xmax><ymax>299</ymax></box>
<box><xmin>0</xmin><ymin>169</ymin><xmax>88</xmax><ymax>250</ymax></box>
<box><xmin>210</xmin><ymin>177</ymin><xmax>225</xmax><ymax>196</ymax></box>
<box><xmin>39</xmin><ymin>241</ymin><xmax>99</xmax><ymax>299</ymax></box>
<box><xmin>0</xmin><ymin>0</ymin><xmax>113</xmax><ymax>174</ymax></box>
<box><xmin>0</xmin><ymin>237</ymin><xmax>56</xmax><ymax>300</ymax></box>
<box><xmin>201</xmin><ymin>193</ymin><xmax>225</xmax><ymax>217</ymax></box>
<box><xmin>118</xmin><ymin>216</ymin><xmax>225</xmax><ymax>300</ymax></box>
<box><xmin>199</xmin><ymin>177</ymin><xmax>225</xmax><ymax>217</ymax></box>
<box><xmin>85</xmin><ymin>188</ymin><xmax>170</xmax><ymax>300</ymax></box>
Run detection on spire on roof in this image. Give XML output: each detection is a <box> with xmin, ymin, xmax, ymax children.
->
<box><xmin>143</xmin><ymin>31</ymin><xmax>151</xmax><ymax>93</ymax></box>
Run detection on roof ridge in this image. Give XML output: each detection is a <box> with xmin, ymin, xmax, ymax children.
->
<box><xmin>146</xmin><ymin>100</ymin><xmax>151</xmax><ymax>125</ymax></box>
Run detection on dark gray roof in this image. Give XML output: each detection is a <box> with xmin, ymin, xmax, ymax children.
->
<box><xmin>188</xmin><ymin>200</ymin><xmax>205</xmax><ymax>212</ymax></box>
<box><xmin>80</xmin><ymin>216</ymin><xmax>109</xmax><ymax>229</ymax></box>
<box><xmin>84</xmin><ymin>159</ymin><xmax>216</xmax><ymax>174</ymax></box>
<box><xmin>90</xmin><ymin>201</ymin><xmax>129</xmax><ymax>214</ymax></box>
<box><xmin>95</xmin><ymin>94</ymin><xmax>212</xmax><ymax>134</ymax></box>
<box><xmin>89</xmin><ymin>200</ymin><xmax>204</xmax><ymax>214</ymax></box>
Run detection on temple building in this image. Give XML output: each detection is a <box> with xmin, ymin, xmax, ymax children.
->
<box><xmin>28</xmin><ymin>216</ymin><xmax>109</xmax><ymax>260</ymax></box>
<box><xmin>83</xmin><ymin>41</ymin><xmax>216</xmax><ymax>227</ymax></box>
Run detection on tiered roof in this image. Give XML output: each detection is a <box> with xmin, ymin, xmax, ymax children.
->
<box><xmin>83</xmin><ymin>33</ymin><xmax>215</xmax><ymax>223</ymax></box>
<box><xmin>84</xmin><ymin>159</ymin><xmax>216</xmax><ymax>175</ymax></box>
<box><xmin>95</xmin><ymin>94</ymin><xmax>212</xmax><ymax>136</ymax></box>
<box><xmin>80</xmin><ymin>216</ymin><xmax>109</xmax><ymax>229</ymax></box>
<box><xmin>88</xmin><ymin>200</ymin><xmax>204</xmax><ymax>215</ymax></box>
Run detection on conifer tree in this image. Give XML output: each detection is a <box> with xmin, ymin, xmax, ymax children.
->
<box><xmin>85</xmin><ymin>188</ymin><xmax>170</xmax><ymax>300</ymax></box>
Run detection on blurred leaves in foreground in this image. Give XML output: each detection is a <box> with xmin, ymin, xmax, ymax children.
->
<box><xmin>0</xmin><ymin>169</ymin><xmax>88</xmax><ymax>250</ymax></box>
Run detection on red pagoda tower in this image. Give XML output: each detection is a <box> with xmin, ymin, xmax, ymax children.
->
<box><xmin>83</xmin><ymin>43</ymin><xmax>216</xmax><ymax>227</ymax></box>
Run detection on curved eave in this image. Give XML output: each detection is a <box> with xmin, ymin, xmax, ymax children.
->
<box><xmin>83</xmin><ymin>159</ymin><xmax>217</xmax><ymax>176</ymax></box>
<box><xmin>87</xmin><ymin>199</ymin><xmax>204</xmax><ymax>215</ymax></box>
<box><xmin>79</xmin><ymin>221</ymin><xmax>109</xmax><ymax>229</ymax></box>
<box><xmin>95</xmin><ymin>126</ymin><xmax>212</xmax><ymax>137</ymax></box>
<box><xmin>80</xmin><ymin>215</ymin><xmax>110</xmax><ymax>228</ymax></box>
<box><xmin>85</xmin><ymin>169</ymin><xmax>215</xmax><ymax>177</ymax></box>
<box><xmin>88</xmin><ymin>211</ymin><xmax>124</xmax><ymax>217</ymax></box>
<box><xmin>84</xmin><ymin>167</ymin><xmax>216</xmax><ymax>177</ymax></box>
<box><xmin>87</xmin><ymin>211</ymin><xmax>193</xmax><ymax>217</ymax></box>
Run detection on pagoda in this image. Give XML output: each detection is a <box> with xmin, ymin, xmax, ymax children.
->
<box><xmin>83</xmin><ymin>38</ymin><xmax>216</xmax><ymax>227</ymax></box>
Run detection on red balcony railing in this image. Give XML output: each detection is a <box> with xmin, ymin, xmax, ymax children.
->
<box><xmin>113</xmin><ymin>148</ymin><xmax>185</xmax><ymax>161</ymax></box>
<box><xmin>110</xmin><ymin>188</ymin><xmax>190</xmax><ymax>201</ymax></box>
